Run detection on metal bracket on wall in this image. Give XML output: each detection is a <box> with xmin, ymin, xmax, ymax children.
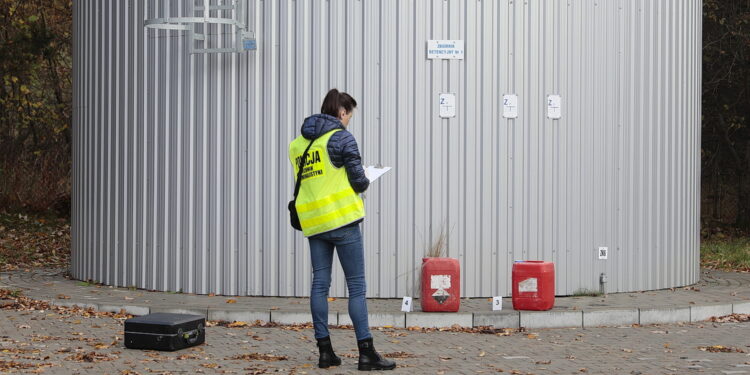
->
<box><xmin>144</xmin><ymin>0</ymin><xmax>256</xmax><ymax>54</ymax></box>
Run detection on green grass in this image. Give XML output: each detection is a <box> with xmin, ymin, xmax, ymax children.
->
<box><xmin>701</xmin><ymin>238</ymin><xmax>750</xmax><ymax>272</ymax></box>
<box><xmin>572</xmin><ymin>288</ymin><xmax>603</xmax><ymax>297</ymax></box>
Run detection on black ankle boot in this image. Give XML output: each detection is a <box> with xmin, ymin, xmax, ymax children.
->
<box><xmin>316</xmin><ymin>336</ymin><xmax>342</xmax><ymax>368</ymax></box>
<box><xmin>357</xmin><ymin>337</ymin><xmax>396</xmax><ymax>371</ymax></box>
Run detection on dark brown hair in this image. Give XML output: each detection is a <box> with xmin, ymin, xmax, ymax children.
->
<box><xmin>321</xmin><ymin>89</ymin><xmax>357</xmax><ymax>118</ymax></box>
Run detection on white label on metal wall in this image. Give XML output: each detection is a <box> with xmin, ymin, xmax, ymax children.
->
<box><xmin>427</xmin><ymin>40</ymin><xmax>464</xmax><ymax>60</ymax></box>
<box><xmin>503</xmin><ymin>94</ymin><xmax>518</xmax><ymax>118</ymax></box>
<box><xmin>401</xmin><ymin>296</ymin><xmax>413</xmax><ymax>312</ymax></box>
<box><xmin>518</xmin><ymin>277</ymin><xmax>538</xmax><ymax>292</ymax></box>
<box><xmin>598</xmin><ymin>247</ymin><xmax>608</xmax><ymax>260</ymax></box>
<box><xmin>492</xmin><ymin>296</ymin><xmax>503</xmax><ymax>311</ymax></box>
<box><xmin>547</xmin><ymin>94</ymin><xmax>562</xmax><ymax>119</ymax></box>
<box><xmin>439</xmin><ymin>93</ymin><xmax>456</xmax><ymax>118</ymax></box>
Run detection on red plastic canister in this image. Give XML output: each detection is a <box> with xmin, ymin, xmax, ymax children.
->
<box><xmin>420</xmin><ymin>257</ymin><xmax>460</xmax><ymax>312</ymax></box>
<box><xmin>512</xmin><ymin>261</ymin><xmax>555</xmax><ymax>311</ymax></box>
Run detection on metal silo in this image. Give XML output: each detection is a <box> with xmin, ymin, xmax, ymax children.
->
<box><xmin>72</xmin><ymin>0</ymin><xmax>702</xmax><ymax>298</ymax></box>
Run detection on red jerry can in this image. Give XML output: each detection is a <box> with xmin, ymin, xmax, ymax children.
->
<box><xmin>420</xmin><ymin>257</ymin><xmax>460</xmax><ymax>312</ymax></box>
<box><xmin>512</xmin><ymin>261</ymin><xmax>555</xmax><ymax>311</ymax></box>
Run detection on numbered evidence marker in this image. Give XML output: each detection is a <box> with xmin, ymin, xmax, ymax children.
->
<box><xmin>598</xmin><ymin>247</ymin><xmax>608</xmax><ymax>260</ymax></box>
<box><xmin>439</xmin><ymin>93</ymin><xmax>456</xmax><ymax>118</ymax></box>
<box><xmin>492</xmin><ymin>296</ymin><xmax>503</xmax><ymax>311</ymax></box>
<box><xmin>547</xmin><ymin>94</ymin><xmax>562</xmax><ymax>119</ymax></box>
<box><xmin>401</xmin><ymin>296</ymin><xmax>413</xmax><ymax>312</ymax></box>
<box><xmin>502</xmin><ymin>94</ymin><xmax>518</xmax><ymax>119</ymax></box>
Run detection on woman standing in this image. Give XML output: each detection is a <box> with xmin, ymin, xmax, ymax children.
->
<box><xmin>288</xmin><ymin>89</ymin><xmax>396</xmax><ymax>371</ymax></box>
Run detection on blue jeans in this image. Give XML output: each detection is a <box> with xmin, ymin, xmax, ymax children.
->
<box><xmin>308</xmin><ymin>224</ymin><xmax>372</xmax><ymax>341</ymax></box>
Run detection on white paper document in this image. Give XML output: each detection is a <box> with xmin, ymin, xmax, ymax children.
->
<box><xmin>401</xmin><ymin>296</ymin><xmax>413</xmax><ymax>312</ymax></box>
<box><xmin>364</xmin><ymin>166</ymin><xmax>392</xmax><ymax>182</ymax></box>
<box><xmin>492</xmin><ymin>296</ymin><xmax>503</xmax><ymax>311</ymax></box>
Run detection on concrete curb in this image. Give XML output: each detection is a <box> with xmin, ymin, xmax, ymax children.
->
<box><xmin>405</xmin><ymin>312</ymin><xmax>473</xmax><ymax>328</ymax></box>
<box><xmin>98</xmin><ymin>303</ymin><xmax>150</xmax><ymax>316</ymax></box>
<box><xmin>734</xmin><ymin>301</ymin><xmax>750</xmax><ymax>314</ymax></box>
<box><xmin>639</xmin><ymin>307</ymin><xmax>691</xmax><ymax>325</ymax></box>
<box><xmin>473</xmin><ymin>312</ymin><xmax>520</xmax><ymax>329</ymax></box>
<box><xmin>43</xmin><ymin>298</ymin><xmax>750</xmax><ymax>330</ymax></box>
<box><xmin>339</xmin><ymin>312</ymin><xmax>406</xmax><ymax>328</ymax></box>
<box><xmin>583</xmin><ymin>308</ymin><xmax>639</xmax><ymax>327</ymax></box>
<box><xmin>690</xmin><ymin>304</ymin><xmax>733</xmax><ymax>322</ymax></box>
<box><xmin>208</xmin><ymin>309</ymin><xmax>270</xmax><ymax>323</ymax></box>
<box><xmin>150</xmin><ymin>306</ymin><xmax>210</xmax><ymax>317</ymax></box>
<box><xmin>521</xmin><ymin>311</ymin><xmax>583</xmax><ymax>329</ymax></box>
<box><xmin>271</xmin><ymin>311</ymin><xmax>337</xmax><ymax>326</ymax></box>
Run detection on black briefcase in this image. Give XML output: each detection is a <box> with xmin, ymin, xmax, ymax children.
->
<box><xmin>124</xmin><ymin>313</ymin><xmax>205</xmax><ymax>351</ymax></box>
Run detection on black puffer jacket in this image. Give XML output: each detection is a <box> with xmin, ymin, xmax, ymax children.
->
<box><xmin>300</xmin><ymin>114</ymin><xmax>370</xmax><ymax>193</ymax></box>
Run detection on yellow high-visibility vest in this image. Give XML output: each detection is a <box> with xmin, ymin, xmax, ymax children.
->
<box><xmin>288</xmin><ymin>129</ymin><xmax>365</xmax><ymax>237</ymax></box>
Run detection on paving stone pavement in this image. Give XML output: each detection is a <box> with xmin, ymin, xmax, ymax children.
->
<box><xmin>4</xmin><ymin>268</ymin><xmax>750</xmax><ymax>313</ymax></box>
<box><xmin>1</xmin><ymin>308</ymin><xmax>750</xmax><ymax>374</ymax></box>
<box><xmin>2</xmin><ymin>268</ymin><xmax>750</xmax><ymax>329</ymax></box>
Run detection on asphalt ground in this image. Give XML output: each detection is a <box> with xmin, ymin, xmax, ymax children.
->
<box><xmin>2</xmin><ymin>268</ymin><xmax>750</xmax><ymax>331</ymax></box>
<box><xmin>1</xmin><ymin>307</ymin><xmax>750</xmax><ymax>375</ymax></box>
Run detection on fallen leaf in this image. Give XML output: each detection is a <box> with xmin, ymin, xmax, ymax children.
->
<box><xmin>708</xmin><ymin>314</ymin><xmax>750</xmax><ymax>323</ymax></box>
<box><xmin>479</xmin><ymin>351</ymin><xmax>486</xmax><ymax>357</ymax></box>
<box><xmin>226</xmin><ymin>299</ymin><xmax>237</xmax><ymax>304</ymax></box>
<box><xmin>227</xmin><ymin>353</ymin><xmax>288</xmax><ymax>361</ymax></box>
<box><xmin>57</xmin><ymin>294</ymin><xmax>71</xmax><ymax>300</ymax></box>
<box><xmin>0</xmin><ymin>359</ymin><xmax>54</xmax><ymax>371</ymax></box>
<box><xmin>66</xmin><ymin>351</ymin><xmax>116</xmax><ymax>362</ymax></box>
<box><xmin>227</xmin><ymin>321</ymin><xmax>249</xmax><ymax>328</ymax></box>
<box><xmin>699</xmin><ymin>345</ymin><xmax>745</xmax><ymax>353</ymax></box>
<box><xmin>622</xmin><ymin>348</ymin><xmax>633</xmax><ymax>353</ymax></box>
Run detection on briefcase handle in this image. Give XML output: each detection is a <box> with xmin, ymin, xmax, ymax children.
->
<box><xmin>180</xmin><ymin>323</ymin><xmax>204</xmax><ymax>345</ymax></box>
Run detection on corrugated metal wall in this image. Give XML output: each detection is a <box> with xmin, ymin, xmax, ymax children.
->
<box><xmin>72</xmin><ymin>0</ymin><xmax>702</xmax><ymax>298</ymax></box>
